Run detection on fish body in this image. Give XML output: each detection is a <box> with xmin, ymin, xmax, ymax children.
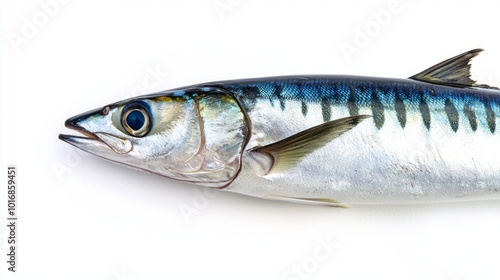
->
<box><xmin>221</xmin><ymin>75</ymin><xmax>500</xmax><ymax>204</ymax></box>
<box><xmin>60</xmin><ymin>49</ymin><xmax>500</xmax><ymax>206</ymax></box>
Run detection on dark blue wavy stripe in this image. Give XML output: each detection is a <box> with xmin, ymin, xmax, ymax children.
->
<box><xmin>212</xmin><ymin>75</ymin><xmax>500</xmax><ymax>133</ymax></box>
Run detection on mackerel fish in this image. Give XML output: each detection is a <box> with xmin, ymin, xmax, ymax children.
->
<box><xmin>59</xmin><ymin>49</ymin><xmax>500</xmax><ymax>206</ymax></box>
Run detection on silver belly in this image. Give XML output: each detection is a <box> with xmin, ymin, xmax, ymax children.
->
<box><xmin>227</xmin><ymin>99</ymin><xmax>500</xmax><ymax>204</ymax></box>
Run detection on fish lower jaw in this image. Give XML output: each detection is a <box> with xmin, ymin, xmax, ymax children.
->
<box><xmin>58</xmin><ymin>133</ymin><xmax>107</xmax><ymax>150</ymax></box>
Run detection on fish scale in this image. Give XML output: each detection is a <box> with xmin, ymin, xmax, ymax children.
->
<box><xmin>221</xmin><ymin>76</ymin><xmax>500</xmax><ymax>134</ymax></box>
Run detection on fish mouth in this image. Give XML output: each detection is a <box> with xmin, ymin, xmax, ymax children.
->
<box><xmin>59</xmin><ymin>114</ymin><xmax>133</xmax><ymax>155</ymax></box>
<box><xmin>59</xmin><ymin>115</ymin><xmax>108</xmax><ymax>151</ymax></box>
<box><xmin>60</xmin><ymin>115</ymin><xmax>98</xmax><ymax>139</ymax></box>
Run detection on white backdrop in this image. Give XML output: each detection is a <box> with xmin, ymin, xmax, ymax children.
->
<box><xmin>2</xmin><ymin>0</ymin><xmax>500</xmax><ymax>279</ymax></box>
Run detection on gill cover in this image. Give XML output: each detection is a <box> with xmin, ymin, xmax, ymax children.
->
<box><xmin>166</xmin><ymin>87</ymin><xmax>250</xmax><ymax>188</ymax></box>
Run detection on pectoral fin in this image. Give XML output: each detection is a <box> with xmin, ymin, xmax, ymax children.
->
<box><xmin>265</xmin><ymin>195</ymin><xmax>351</xmax><ymax>208</ymax></box>
<box><xmin>249</xmin><ymin>115</ymin><xmax>370</xmax><ymax>175</ymax></box>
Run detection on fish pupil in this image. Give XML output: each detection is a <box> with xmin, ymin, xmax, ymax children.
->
<box><xmin>126</xmin><ymin>110</ymin><xmax>145</xmax><ymax>131</ymax></box>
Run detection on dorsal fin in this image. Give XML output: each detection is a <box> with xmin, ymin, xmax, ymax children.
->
<box><xmin>409</xmin><ymin>49</ymin><xmax>497</xmax><ymax>89</ymax></box>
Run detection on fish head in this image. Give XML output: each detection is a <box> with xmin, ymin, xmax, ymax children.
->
<box><xmin>60</xmin><ymin>87</ymin><xmax>249</xmax><ymax>188</ymax></box>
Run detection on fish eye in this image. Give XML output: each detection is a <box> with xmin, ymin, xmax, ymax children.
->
<box><xmin>121</xmin><ymin>103</ymin><xmax>151</xmax><ymax>137</ymax></box>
